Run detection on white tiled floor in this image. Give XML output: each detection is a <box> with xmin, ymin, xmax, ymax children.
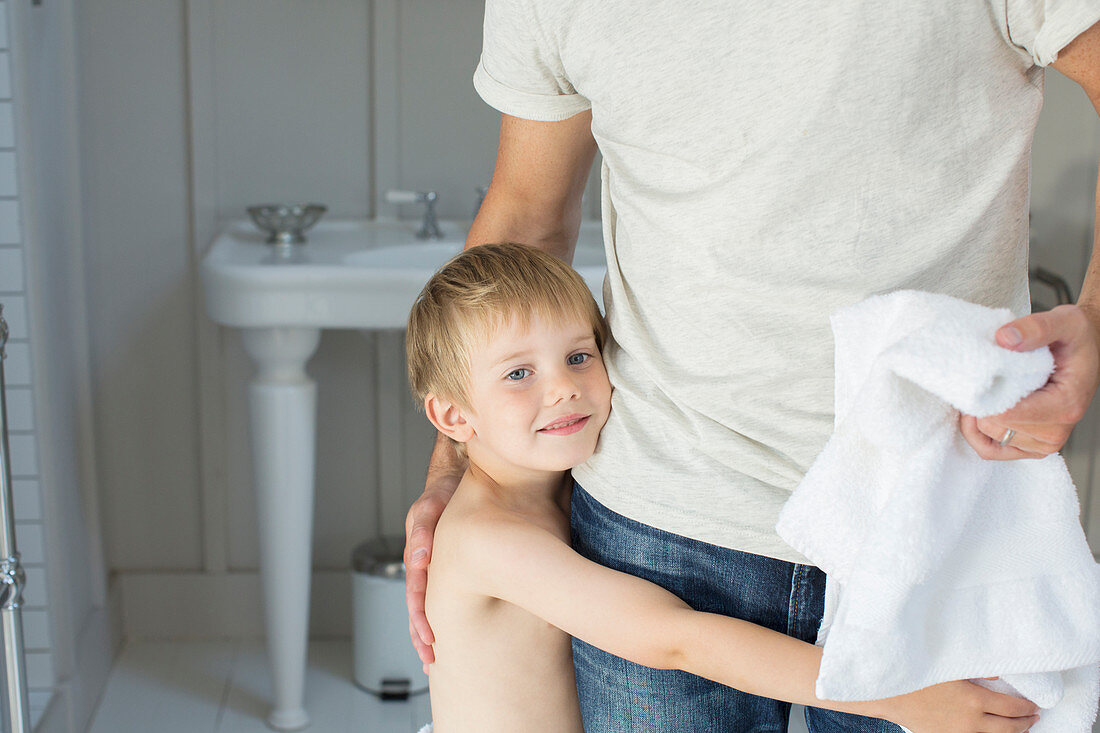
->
<box><xmin>87</xmin><ymin>641</ymin><xmax>1097</xmax><ymax>733</ymax></box>
<box><xmin>89</xmin><ymin>639</ymin><xmax>812</xmax><ymax>733</ymax></box>
<box><xmin>88</xmin><ymin>639</ymin><xmax>431</xmax><ymax>733</ymax></box>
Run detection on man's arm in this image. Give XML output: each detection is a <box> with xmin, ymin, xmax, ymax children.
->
<box><xmin>404</xmin><ymin>111</ymin><xmax>598</xmax><ymax>667</ymax></box>
<box><xmin>467</xmin><ymin>112</ymin><xmax>599</xmax><ymax>262</ymax></box>
<box><xmin>460</xmin><ymin>518</ymin><xmax>1040</xmax><ymax>733</ymax></box>
<box><xmin>961</xmin><ymin>19</ymin><xmax>1100</xmax><ymax>459</ymax></box>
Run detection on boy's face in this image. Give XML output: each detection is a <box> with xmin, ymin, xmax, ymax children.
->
<box><xmin>461</xmin><ymin>312</ymin><xmax>611</xmax><ymax>478</ymax></box>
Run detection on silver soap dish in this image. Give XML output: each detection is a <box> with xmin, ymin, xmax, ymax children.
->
<box><xmin>247</xmin><ymin>204</ymin><xmax>327</xmax><ymax>245</ymax></box>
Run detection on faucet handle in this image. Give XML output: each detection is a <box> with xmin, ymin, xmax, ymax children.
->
<box><xmin>384</xmin><ymin>189</ymin><xmax>436</xmax><ymax>206</ymax></box>
<box><xmin>473</xmin><ymin>186</ymin><xmax>489</xmax><ymax>220</ymax></box>
<box><xmin>384</xmin><ymin>189</ymin><xmax>442</xmax><ymax>240</ymax></box>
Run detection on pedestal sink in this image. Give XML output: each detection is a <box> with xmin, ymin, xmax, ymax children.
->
<box><xmin>200</xmin><ymin>218</ymin><xmax>606</xmax><ymax>729</ymax></box>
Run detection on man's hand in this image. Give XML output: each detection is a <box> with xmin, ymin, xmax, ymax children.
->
<box><xmin>959</xmin><ymin>304</ymin><xmax>1100</xmax><ymax>459</ymax></box>
<box><xmin>404</xmin><ymin>480</ymin><xmax>459</xmax><ymax>672</ymax></box>
<box><xmin>405</xmin><ymin>432</ymin><xmax>466</xmax><ymax>673</ymax></box>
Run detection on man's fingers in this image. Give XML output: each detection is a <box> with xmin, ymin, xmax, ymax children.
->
<box><xmin>405</xmin><ymin>525</ymin><xmax>433</xmax><ymax>568</ymax></box>
<box><xmin>958</xmin><ymin>414</ymin><xmax>1050</xmax><ymax>460</ymax></box>
<box><xmin>993</xmin><ymin>305</ymin><xmax>1099</xmax><ymax>427</ymax></box>
<box><xmin>405</xmin><ymin>564</ymin><xmax>435</xmax><ymax>643</ymax></box>
<box><xmin>996</xmin><ymin>304</ymin><xmax>1094</xmax><ymax>352</ymax></box>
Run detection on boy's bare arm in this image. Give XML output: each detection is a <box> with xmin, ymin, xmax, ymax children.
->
<box><xmin>461</xmin><ymin>519</ymin><xmax>1041</xmax><ymax>733</ymax></box>
<box><xmin>404</xmin><ymin>110</ymin><xmax>598</xmax><ymax>665</ymax></box>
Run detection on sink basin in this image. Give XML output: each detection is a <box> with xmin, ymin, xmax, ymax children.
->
<box><xmin>343</xmin><ymin>242</ymin><xmax>462</xmax><ymax>269</ymax></box>
<box><xmin>201</xmin><ymin>218</ymin><xmax>607</xmax><ymax>330</ymax></box>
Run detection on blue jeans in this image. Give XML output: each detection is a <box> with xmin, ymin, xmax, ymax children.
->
<box><xmin>570</xmin><ymin>481</ymin><xmax>903</xmax><ymax>733</ymax></box>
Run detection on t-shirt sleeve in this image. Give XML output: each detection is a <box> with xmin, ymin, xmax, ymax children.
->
<box><xmin>1004</xmin><ymin>0</ymin><xmax>1100</xmax><ymax>66</ymax></box>
<box><xmin>473</xmin><ymin>0</ymin><xmax>591</xmax><ymax>121</ymax></box>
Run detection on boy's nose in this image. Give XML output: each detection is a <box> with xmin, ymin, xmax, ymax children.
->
<box><xmin>545</xmin><ymin>371</ymin><xmax>581</xmax><ymax>404</ymax></box>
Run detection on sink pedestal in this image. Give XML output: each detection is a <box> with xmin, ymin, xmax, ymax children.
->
<box><xmin>241</xmin><ymin>327</ymin><xmax>322</xmax><ymax>731</ymax></box>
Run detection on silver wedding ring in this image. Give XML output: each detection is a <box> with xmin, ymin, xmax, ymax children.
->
<box><xmin>998</xmin><ymin>428</ymin><xmax>1016</xmax><ymax>448</ymax></box>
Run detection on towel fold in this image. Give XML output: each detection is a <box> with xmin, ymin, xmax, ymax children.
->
<box><xmin>776</xmin><ymin>290</ymin><xmax>1100</xmax><ymax>733</ymax></box>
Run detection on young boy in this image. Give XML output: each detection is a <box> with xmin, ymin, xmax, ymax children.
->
<box><xmin>405</xmin><ymin>242</ymin><xmax>1041</xmax><ymax>733</ymax></box>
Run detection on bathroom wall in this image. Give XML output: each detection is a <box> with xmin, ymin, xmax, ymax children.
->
<box><xmin>2</xmin><ymin>0</ymin><xmax>114</xmax><ymax>730</ymax></box>
<box><xmin>68</xmin><ymin>0</ymin><xmax>1100</xmax><ymax>642</ymax></box>
<box><xmin>0</xmin><ymin>1</ymin><xmax>59</xmax><ymax>722</ymax></box>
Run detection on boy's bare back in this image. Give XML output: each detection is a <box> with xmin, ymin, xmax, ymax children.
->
<box><xmin>424</xmin><ymin>469</ymin><xmax>584</xmax><ymax>733</ymax></box>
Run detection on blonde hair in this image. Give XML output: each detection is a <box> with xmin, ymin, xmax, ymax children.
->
<box><xmin>406</xmin><ymin>242</ymin><xmax>608</xmax><ymax>457</ymax></box>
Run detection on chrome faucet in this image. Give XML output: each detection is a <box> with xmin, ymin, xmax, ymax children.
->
<box><xmin>384</xmin><ymin>189</ymin><xmax>443</xmax><ymax>240</ymax></box>
<box><xmin>474</xmin><ymin>186</ymin><xmax>489</xmax><ymax>221</ymax></box>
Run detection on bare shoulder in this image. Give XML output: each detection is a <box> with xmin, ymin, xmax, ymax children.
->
<box><xmin>432</xmin><ymin>475</ymin><xmax>566</xmax><ymax>598</ymax></box>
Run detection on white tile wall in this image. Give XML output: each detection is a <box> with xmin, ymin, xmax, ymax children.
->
<box><xmin>22</xmin><ymin>566</ymin><xmax>48</xmax><ymax>607</ymax></box>
<box><xmin>0</xmin><ymin>150</ymin><xmax>16</xmax><ymax>195</ymax></box>
<box><xmin>3</xmin><ymin>340</ymin><xmax>30</xmax><ymax>384</ymax></box>
<box><xmin>21</xmin><ymin>608</ymin><xmax>51</xmax><ymax>650</ymax></box>
<box><xmin>16</xmin><ymin>522</ymin><xmax>44</xmax><ymax>565</ymax></box>
<box><xmin>25</xmin><ymin>650</ymin><xmax>53</xmax><ymax>688</ymax></box>
<box><xmin>12</xmin><ymin>479</ymin><xmax>41</xmax><ymax>520</ymax></box>
<box><xmin>5</xmin><ymin>384</ymin><xmax>32</xmax><ymax>429</ymax></box>
<box><xmin>0</xmin><ymin>0</ymin><xmax>55</xmax><ymax>702</ymax></box>
<box><xmin>2</xmin><ymin>292</ymin><xmax>25</xmax><ymax>336</ymax></box>
<box><xmin>0</xmin><ymin>199</ymin><xmax>19</xmax><ymax>242</ymax></box>
<box><xmin>0</xmin><ymin>101</ymin><xmax>13</xmax><ymax>147</ymax></box>
<box><xmin>9</xmin><ymin>432</ymin><xmax>37</xmax><ymax>476</ymax></box>
<box><xmin>0</xmin><ymin>245</ymin><xmax>22</xmax><ymax>290</ymax></box>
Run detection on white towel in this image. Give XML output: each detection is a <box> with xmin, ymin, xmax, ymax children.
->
<box><xmin>776</xmin><ymin>290</ymin><xmax>1100</xmax><ymax>733</ymax></box>
<box><xmin>416</xmin><ymin>724</ymin><xmax>433</xmax><ymax>733</ymax></box>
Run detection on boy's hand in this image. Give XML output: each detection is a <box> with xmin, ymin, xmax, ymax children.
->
<box><xmin>885</xmin><ymin>677</ymin><xmax>1040</xmax><ymax>733</ymax></box>
<box><xmin>959</xmin><ymin>304</ymin><xmax>1100</xmax><ymax>460</ymax></box>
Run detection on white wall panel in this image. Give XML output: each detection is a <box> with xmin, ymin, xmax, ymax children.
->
<box><xmin>77</xmin><ymin>0</ymin><xmax>202</xmax><ymax>571</ymax></box>
<box><xmin>2</xmin><ymin>339</ymin><xmax>28</xmax><ymax>383</ymax></box>
<box><xmin>0</xmin><ymin>245</ymin><xmax>22</xmax><ymax>289</ymax></box>
<box><xmin>0</xmin><ymin>52</ymin><xmax>10</xmax><ymax>99</ymax></box>
<box><xmin>393</xmin><ymin>0</ymin><xmax>498</xmax><ymax>221</ymax></box>
<box><xmin>16</xmin><ymin>521</ymin><xmax>44</xmax><ymax>565</ymax></box>
<box><xmin>0</xmin><ymin>100</ymin><xmax>14</xmax><ymax>146</ymax></box>
<box><xmin>9</xmin><ymin>432</ymin><xmax>36</xmax><ymax>476</ymax></box>
<box><xmin>5</xmin><ymin>385</ymin><xmax>32</xmax><ymax>430</ymax></box>
<box><xmin>0</xmin><ymin>198</ymin><xmax>18</xmax><ymax>242</ymax></box>
<box><xmin>13</xmin><ymin>479</ymin><xmax>41</xmax><ymax>521</ymax></box>
<box><xmin>1</xmin><ymin>290</ymin><xmax>23</xmax><ymax>335</ymax></box>
<box><xmin>211</xmin><ymin>0</ymin><xmax>371</xmax><ymax>221</ymax></box>
<box><xmin>0</xmin><ymin>149</ymin><xmax>17</xmax><ymax>194</ymax></box>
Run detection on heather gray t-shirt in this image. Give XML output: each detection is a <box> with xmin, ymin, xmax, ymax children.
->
<box><xmin>473</xmin><ymin>0</ymin><xmax>1100</xmax><ymax>563</ymax></box>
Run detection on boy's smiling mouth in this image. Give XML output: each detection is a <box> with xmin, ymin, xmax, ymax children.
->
<box><xmin>538</xmin><ymin>414</ymin><xmax>590</xmax><ymax>434</ymax></box>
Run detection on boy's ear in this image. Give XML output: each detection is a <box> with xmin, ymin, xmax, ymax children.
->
<box><xmin>423</xmin><ymin>393</ymin><xmax>475</xmax><ymax>443</ymax></box>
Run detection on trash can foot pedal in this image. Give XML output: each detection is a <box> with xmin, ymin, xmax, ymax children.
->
<box><xmin>380</xmin><ymin>678</ymin><xmax>411</xmax><ymax>701</ymax></box>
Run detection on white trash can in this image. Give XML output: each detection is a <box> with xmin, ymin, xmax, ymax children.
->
<box><xmin>351</xmin><ymin>537</ymin><xmax>429</xmax><ymax>700</ymax></box>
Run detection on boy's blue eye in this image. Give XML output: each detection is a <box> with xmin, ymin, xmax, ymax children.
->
<box><xmin>506</xmin><ymin>368</ymin><xmax>530</xmax><ymax>381</ymax></box>
<box><xmin>568</xmin><ymin>353</ymin><xmax>589</xmax><ymax>365</ymax></box>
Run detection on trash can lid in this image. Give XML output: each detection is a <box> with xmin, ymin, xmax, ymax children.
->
<box><xmin>351</xmin><ymin>536</ymin><xmax>407</xmax><ymax>578</ymax></box>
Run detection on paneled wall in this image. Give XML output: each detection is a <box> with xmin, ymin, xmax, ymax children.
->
<box><xmin>4</xmin><ymin>0</ymin><xmax>116</xmax><ymax>729</ymax></box>
<box><xmin>0</xmin><ymin>0</ymin><xmax>57</xmax><ymax>717</ymax></box>
<box><xmin>72</xmin><ymin>1</ymin><xmax>1098</xmax><ymax>639</ymax></box>
<box><xmin>70</xmin><ymin>0</ymin><xmax>596</xmax><ymax>637</ymax></box>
